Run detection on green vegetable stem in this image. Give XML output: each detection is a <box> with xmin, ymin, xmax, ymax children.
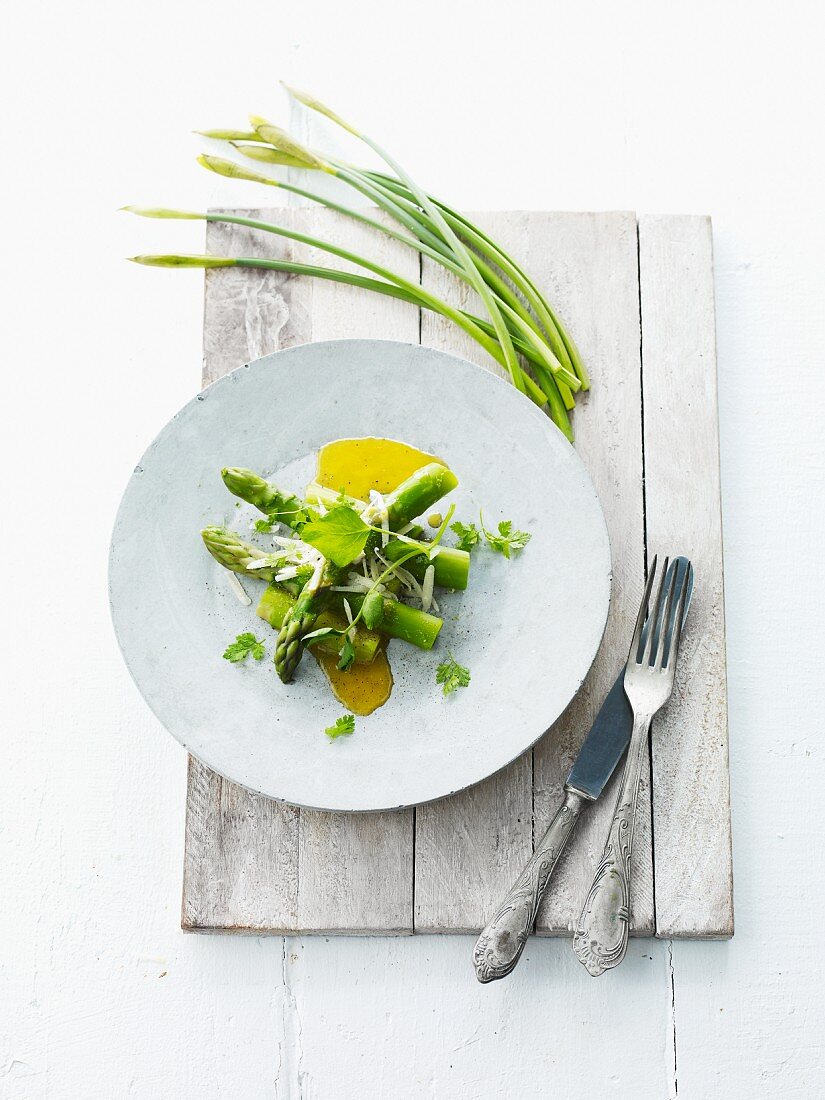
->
<box><xmin>124</xmin><ymin>85</ymin><xmax>590</xmax><ymax>441</ymax></box>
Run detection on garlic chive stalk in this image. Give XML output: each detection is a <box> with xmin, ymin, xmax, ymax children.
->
<box><xmin>125</xmin><ymin>206</ymin><xmax>574</xmax><ymax>397</ymax></box>
<box><xmin>198</xmin><ymin>149</ymin><xmax>580</xmax><ymax>404</ymax></box>
<box><xmin>127</xmin><ymin>244</ymin><xmax>557</xmax><ymax>421</ymax></box>
<box><xmin>281</xmin><ymin>85</ymin><xmax>523</xmax><ymax>395</ymax></box>
<box><xmin>129</xmin><ymin>90</ymin><xmax>590</xmax><ymax>439</ymax></box>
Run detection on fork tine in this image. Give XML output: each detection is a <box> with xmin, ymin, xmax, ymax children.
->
<box><xmin>655</xmin><ymin>562</ymin><xmax>679</xmax><ymax>668</ymax></box>
<box><xmin>662</xmin><ymin>561</ymin><xmax>693</xmax><ymax>669</ymax></box>
<box><xmin>629</xmin><ymin>555</ymin><xmax>658</xmax><ymax>665</ymax></box>
<box><xmin>642</xmin><ymin>556</ymin><xmax>670</xmax><ymax>666</ymax></box>
<box><xmin>660</xmin><ymin>558</ymin><xmax>690</xmax><ymax>661</ymax></box>
<box><xmin>648</xmin><ymin>557</ymin><xmax>677</xmax><ymax>663</ymax></box>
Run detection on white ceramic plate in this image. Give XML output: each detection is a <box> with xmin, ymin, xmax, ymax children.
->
<box><xmin>110</xmin><ymin>340</ymin><xmax>611</xmax><ymax>811</ymax></box>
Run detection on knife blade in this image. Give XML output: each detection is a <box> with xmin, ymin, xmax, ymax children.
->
<box><xmin>473</xmin><ymin>557</ymin><xmax>693</xmax><ymax>983</ymax></box>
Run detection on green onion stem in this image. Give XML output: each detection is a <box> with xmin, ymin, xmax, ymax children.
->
<box><xmin>138</xmin><ymin>97</ymin><xmax>591</xmax><ymax>436</ymax></box>
<box><xmin>336</xmin><ymin>164</ymin><xmax>570</xmax><ymax>365</ymax></box>
<box><xmin>196</xmin><ymin>207</ymin><xmax>574</xmax><ymax>390</ymax></box>
<box><xmin>366</xmin><ymin>172</ymin><xmax>589</xmax><ymax>389</ymax></box>
<box><xmin>129</xmin><ymin>250</ymin><xmax>568</xmax><ymax>422</ymax></box>
<box><xmin>222</xmin><ymin>148</ymin><xmax>567</xmax><ymax>383</ymax></box>
<box><xmin>204</xmin><ymin>151</ymin><xmax>557</xmax><ymax>366</ymax></box>
<box><xmin>277</xmin><ymin>95</ymin><xmax>525</xmax><ymax>394</ymax></box>
<box><xmin>357</xmin><ymin>144</ymin><xmax>525</xmax><ymax>393</ymax></box>
<box><xmin>133</xmin><ymin>251</ymin><xmax>531</xmax><ymax>393</ymax></box>
<box><xmin>199</xmin><ymin>149</ymin><xmax>579</xmax><ymax>393</ymax></box>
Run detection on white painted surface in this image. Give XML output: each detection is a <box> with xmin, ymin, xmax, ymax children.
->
<box><xmin>1</xmin><ymin>1</ymin><xmax>823</xmax><ymax>1097</ymax></box>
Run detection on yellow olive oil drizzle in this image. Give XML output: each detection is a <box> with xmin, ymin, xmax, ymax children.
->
<box><xmin>313</xmin><ymin>437</ymin><xmax>439</xmax><ymax>715</ymax></box>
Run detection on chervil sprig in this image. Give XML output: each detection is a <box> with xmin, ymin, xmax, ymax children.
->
<box><xmin>435</xmin><ymin>653</ymin><xmax>471</xmax><ymax>696</ymax></box>
<box><xmin>479</xmin><ymin>513</ymin><xmax>532</xmax><ymax>559</ymax></box>
<box><xmin>450</xmin><ymin>521</ymin><xmax>481</xmax><ymax>553</ymax></box>
<box><xmin>325</xmin><ymin>714</ymin><xmax>356</xmax><ymax>739</ymax></box>
<box><xmin>222</xmin><ymin>632</ymin><xmax>266</xmax><ymax>663</ymax></box>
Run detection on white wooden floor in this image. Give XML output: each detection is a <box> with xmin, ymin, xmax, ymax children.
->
<box><xmin>3</xmin><ymin>2</ymin><xmax>824</xmax><ymax>1097</ymax></box>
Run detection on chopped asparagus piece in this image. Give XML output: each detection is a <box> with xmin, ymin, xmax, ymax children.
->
<box><xmin>307</xmin><ymin>463</ymin><xmax>458</xmax><ymax>530</ymax></box>
<box><xmin>257</xmin><ymin>585</ymin><xmax>381</xmax><ymax>664</ymax></box>
<box><xmin>382</xmin><ymin>540</ymin><xmax>469</xmax><ymax>591</ymax></box>
<box><xmin>347</xmin><ymin>594</ymin><xmax>442</xmax><ymax>650</ymax></box>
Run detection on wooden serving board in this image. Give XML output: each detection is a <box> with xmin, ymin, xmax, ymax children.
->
<box><xmin>181</xmin><ymin>209</ymin><xmax>733</xmax><ymax>939</ymax></box>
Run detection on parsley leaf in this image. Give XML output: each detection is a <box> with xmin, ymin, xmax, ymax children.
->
<box><xmin>300</xmin><ymin>506</ymin><xmax>370</xmax><ymax>567</ymax></box>
<box><xmin>450</xmin><ymin>520</ymin><xmax>481</xmax><ymax>553</ymax></box>
<box><xmin>222</xmin><ymin>632</ymin><xmax>266</xmax><ymax>663</ymax></box>
<box><xmin>435</xmin><ymin>652</ymin><xmax>471</xmax><ymax>696</ymax></box>
<box><xmin>325</xmin><ymin>713</ymin><xmax>356</xmax><ymax>739</ymax></box>
<box><xmin>480</xmin><ymin>515</ymin><xmax>532</xmax><ymax>559</ymax></box>
<box><xmin>254</xmin><ymin>516</ymin><xmax>275</xmax><ymax>533</ymax></box>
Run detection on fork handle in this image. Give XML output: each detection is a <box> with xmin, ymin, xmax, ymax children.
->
<box><xmin>572</xmin><ymin>711</ymin><xmax>651</xmax><ymax>976</ymax></box>
<box><xmin>473</xmin><ymin>789</ymin><xmax>585</xmax><ymax>983</ymax></box>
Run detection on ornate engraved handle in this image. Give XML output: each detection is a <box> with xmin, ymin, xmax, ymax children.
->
<box><xmin>572</xmin><ymin>711</ymin><xmax>651</xmax><ymax>976</ymax></box>
<box><xmin>473</xmin><ymin>789</ymin><xmax>585</xmax><ymax>983</ymax></box>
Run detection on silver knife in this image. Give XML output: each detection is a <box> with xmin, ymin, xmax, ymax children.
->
<box><xmin>473</xmin><ymin>558</ymin><xmax>692</xmax><ymax>983</ymax></box>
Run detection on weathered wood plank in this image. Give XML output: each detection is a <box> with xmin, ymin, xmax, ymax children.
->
<box><xmin>183</xmin><ymin>208</ymin><xmax>418</xmax><ymax>934</ymax></box>
<box><xmin>638</xmin><ymin>215</ymin><xmax>733</xmax><ymax>938</ymax></box>
<box><xmin>412</xmin><ymin>214</ymin><xmax>536</xmax><ymax>932</ymax></box>
<box><xmin>182</xmin><ymin>211</ymin><xmax>306</xmax><ymax>933</ymax></box>
<box><xmin>529</xmin><ymin>212</ymin><xmax>654</xmax><ymax>936</ymax></box>
<box><xmin>182</xmin><ymin>756</ymin><xmax>299</xmax><ymax>933</ymax></box>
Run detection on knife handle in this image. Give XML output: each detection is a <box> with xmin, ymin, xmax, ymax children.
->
<box><xmin>473</xmin><ymin>789</ymin><xmax>585</xmax><ymax>983</ymax></box>
<box><xmin>572</xmin><ymin>711</ymin><xmax>651</xmax><ymax>976</ymax></box>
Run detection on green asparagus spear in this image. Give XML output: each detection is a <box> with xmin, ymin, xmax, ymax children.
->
<box><xmin>221</xmin><ymin>467</ymin><xmax>313</xmax><ymax>528</ymax></box>
<box><xmin>305</xmin><ymin>462</ymin><xmax>457</xmax><ymax>530</ymax></box>
<box><xmin>382</xmin><ymin>463</ymin><xmax>458</xmax><ymax>528</ymax></box>
<box><xmin>275</xmin><ymin>583</ymin><xmax>321</xmax><ymax>680</ymax></box>
<box><xmin>201</xmin><ymin>526</ymin><xmax>311</xmax><ymax>588</ymax></box>
<box><xmin>274</xmin><ymin>557</ymin><xmax>347</xmax><ymax>681</ymax></box>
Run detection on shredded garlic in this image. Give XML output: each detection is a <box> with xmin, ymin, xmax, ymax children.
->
<box><xmin>422</xmin><ymin>565</ymin><xmax>435</xmax><ymax>611</ymax></box>
<box><xmin>225</xmin><ymin>571</ymin><xmax>251</xmax><ymax>606</ymax></box>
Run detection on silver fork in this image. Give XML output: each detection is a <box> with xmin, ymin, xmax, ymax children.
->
<box><xmin>572</xmin><ymin>555</ymin><xmax>693</xmax><ymax>976</ymax></box>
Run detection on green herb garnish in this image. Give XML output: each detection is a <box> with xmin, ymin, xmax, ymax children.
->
<box><xmin>254</xmin><ymin>516</ymin><xmax>275</xmax><ymax>533</ymax></box>
<box><xmin>436</xmin><ymin>653</ymin><xmax>471</xmax><ymax>696</ymax></box>
<box><xmin>337</xmin><ymin>635</ymin><xmax>356</xmax><ymax>672</ymax></box>
<box><xmin>222</xmin><ymin>632</ymin><xmax>266</xmax><ymax>663</ymax></box>
<box><xmin>325</xmin><ymin>714</ymin><xmax>356</xmax><ymax>739</ymax></box>
<box><xmin>450</xmin><ymin>521</ymin><xmax>481</xmax><ymax>553</ymax></box>
<box><xmin>300</xmin><ymin>506</ymin><xmax>370</xmax><ymax>567</ymax></box>
<box><xmin>480</xmin><ymin>514</ymin><xmax>532</xmax><ymax>559</ymax></box>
